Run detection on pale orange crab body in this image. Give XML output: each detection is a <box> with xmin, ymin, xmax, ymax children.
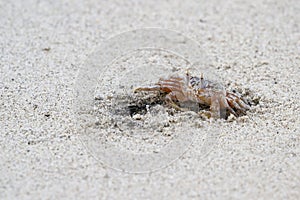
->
<box><xmin>134</xmin><ymin>71</ymin><xmax>250</xmax><ymax>119</ymax></box>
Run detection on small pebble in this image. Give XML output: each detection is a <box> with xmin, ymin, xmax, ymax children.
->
<box><xmin>227</xmin><ymin>114</ymin><xmax>236</xmax><ymax>122</ymax></box>
<box><xmin>132</xmin><ymin>114</ymin><xmax>143</xmax><ymax>120</ymax></box>
<box><xmin>94</xmin><ymin>95</ymin><xmax>104</xmax><ymax>100</ymax></box>
<box><xmin>237</xmin><ymin>115</ymin><xmax>249</xmax><ymax>123</ymax></box>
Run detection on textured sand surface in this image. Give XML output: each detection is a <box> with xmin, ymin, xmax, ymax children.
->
<box><xmin>1</xmin><ymin>0</ymin><xmax>299</xmax><ymax>199</ymax></box>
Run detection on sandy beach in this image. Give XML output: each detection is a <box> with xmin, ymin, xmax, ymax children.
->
<box><xmin>1</xmin><ymin>0</ymin><xmax>299</xmax><ymax>199</ymax></box>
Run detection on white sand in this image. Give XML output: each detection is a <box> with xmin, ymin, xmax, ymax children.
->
<box><xmin>1</xmin><ymin>0</ymin><xmax>299</xmax><ymax>199</ymax></box>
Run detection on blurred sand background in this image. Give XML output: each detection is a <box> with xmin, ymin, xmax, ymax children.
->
<box><xmin>1</xmin><ymin>0</ymin><xmax>299</xmax><ymax>199</ymax></box>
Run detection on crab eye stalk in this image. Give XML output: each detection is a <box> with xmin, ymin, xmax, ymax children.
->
<box><xmin>185</xmin><ymin>69</ymin><xmax>191</xmax><ymax>78</ymax></box>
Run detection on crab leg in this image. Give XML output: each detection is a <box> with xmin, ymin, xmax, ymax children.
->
<box><xmin>210</xmin><ymin>95</ymin><xmax>221</xmax><ymax>118</ymax></box>
<box><xmin>135</xmin><ymin>77</ymin><xmax>185</xmax><ymax>93</ymax></box>
<box><xmin>134</xmin><ymin>85</ymin><xmax>162</xmax><ymax>92</ymax></box>
<box><xmin>226</xmin><ymin>92</ymin><xmax>250</xmax><ymax>113</ymax></box>
<box><xmin>236</xmin><ymin>99</ymin><xmax>251</xmax><ymax>110</ymax></box>
<box><xmin>210</xmin><ymin>93</ymin><xmax>230</xmax><ymax>119</ymax></box>
<box><xmin>165</xmin><ymin>92</ymin><xmax>186</xmax><ymax>111</ymax></box>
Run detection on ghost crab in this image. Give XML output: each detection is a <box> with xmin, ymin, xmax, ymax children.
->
<box><xmin>134</xmin><ymin>70</ymin><xmax>250</xmax><ymax>119</ymax></box>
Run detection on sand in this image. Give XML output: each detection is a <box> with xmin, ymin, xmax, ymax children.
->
<box><xmin>1</xmin><ymin>0</ymin><xmax>299</xmax><ymax>199</ymax></box>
